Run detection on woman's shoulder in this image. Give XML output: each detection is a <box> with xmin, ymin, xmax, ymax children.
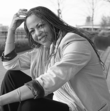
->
<box><xmin>60</xmin><ymin>32</ymin><xmax>86</xmax><ymax>47</ymax></box>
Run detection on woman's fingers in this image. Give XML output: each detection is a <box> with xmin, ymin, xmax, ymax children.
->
<box><xmin>18</xmin><ymin>9</ymin><xmax>28</xmax><ymax>17</ymax></box>
<box><xmin>11</xmin><ymin>9</ymin><xmax>28</xmax><ymax>29</ymax></box>
<box><xmin>14</xmin><ymin>9</ymin><xmax>27</xmax><ymax>20</ymax></box>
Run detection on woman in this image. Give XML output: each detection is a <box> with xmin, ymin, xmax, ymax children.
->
<box><xmin>1</xmin><ymin>6</ymin><xmax>110</xmax><ymax>111</ymax></box>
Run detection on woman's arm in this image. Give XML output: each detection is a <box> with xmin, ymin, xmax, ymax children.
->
<box><xmin>2</xmin><ymin>50</ymin><xmax>31</xmax><ymax>70</ymax></box>
<box><xmin>4</xmin><ymin>28</ymin><xmax>15</xmax><ymax>55</ymax></box>
<box><xmin>4</xmin><ymin>9</ymin><xmax>27</xmax><ymax>55</ymax></box>
<box><xmin>0</xmin><ymin>80</ymin><xmax>44</xmax><ymax>105</ymax></box>
<box><xmin>0</xmin><ymin>85</ymin><xmax>34</xmax><ymax>105</ymax></box>
<box><xmin>2</xmin><ymin>9</ymin><xmax>31</xmax><ymax>70</ymax></box>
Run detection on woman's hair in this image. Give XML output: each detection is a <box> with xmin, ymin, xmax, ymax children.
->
<box><xmin>24</xmin><ymin>6</ymin><xmax>102</xmax><ymax>65</ymax></box>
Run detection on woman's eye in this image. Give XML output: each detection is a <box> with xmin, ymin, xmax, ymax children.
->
<box><xmin>30</xmin><ymin>30</ymin><xmax>34</xmax><ymax>35</ymax></box>
<box><xmin>38</xmin><ymin>24</ymin><xmax>44</xmax><ymax>28</ymax></box>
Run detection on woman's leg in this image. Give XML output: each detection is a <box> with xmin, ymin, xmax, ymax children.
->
<box><xmin>0</xmin><ymin>70</ymin><xmax>53</xmax><ymax>111</ymax></box>
<box><xmin>1</xmin><ymin>70</ymin><xmax>32</xmax><ymax>111</ymax></box>
<box><xmin>18</xmin><ymin>98</ymin><xmax>69</xmax><ymax>111</ymax></box>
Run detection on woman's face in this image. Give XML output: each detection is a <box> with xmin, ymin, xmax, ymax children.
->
<box><xmin>26</xmin><ymin>14</ymin><xmax>54</xmax><ymax>47</ymax></box>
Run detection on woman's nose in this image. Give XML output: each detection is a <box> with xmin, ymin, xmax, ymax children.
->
<box><xmin>33</xmin><ymin>30</ymin><xmax>42</xmax><ymax>41</ymax></box>
<box><xmin>35</xmin><ymin>29</ymin><xmax>42</xmax><ymax>37</ymax></box>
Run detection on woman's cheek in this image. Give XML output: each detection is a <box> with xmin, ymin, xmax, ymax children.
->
<box><xmin>32</xmin><ymin>35</ymin><xmax>37</xmax><ymax>42</ymax></box>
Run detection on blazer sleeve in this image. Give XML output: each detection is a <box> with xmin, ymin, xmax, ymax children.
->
<box><xmin>36</xmin><ymin>33</ymin><xmax>92</xmax><ymax>96</ymax></box>
<box><xmin>2</xmin><ymin>49</ymin><xmax>33</xmax><ymax>70</ymax></box>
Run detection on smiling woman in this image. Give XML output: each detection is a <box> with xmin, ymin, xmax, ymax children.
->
<box><xmin>0</xmin><ymin>5</ymin><xmax>110</xmax><ymax>111</ymax></box>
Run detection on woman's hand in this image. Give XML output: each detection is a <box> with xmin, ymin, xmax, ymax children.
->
<box><xmin>10</xmin><ymin>9</ymin><xmax>28</xmax><ymax>30</ymax></box>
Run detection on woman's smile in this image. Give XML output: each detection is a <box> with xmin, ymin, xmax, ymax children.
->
<box><xmin>37</xmin><ymin>35</ymin><xmax>47</xmax><ymax>43</ymax></box>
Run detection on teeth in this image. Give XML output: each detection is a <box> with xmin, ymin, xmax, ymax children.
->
<box><xmin>39</xmin><ymin>36</ymin><xmax>46</xmax><ymax>41</ymax></box>
<box><xmin>38</xmin><ymin>37</ymin><xmax>44</xmax><ymax>41</ymax></box>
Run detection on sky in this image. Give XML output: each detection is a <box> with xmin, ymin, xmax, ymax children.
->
<box><xmin>0</xmin><ymin>0</ymin><xmax>110</xmax><ymax>27</ymax></box>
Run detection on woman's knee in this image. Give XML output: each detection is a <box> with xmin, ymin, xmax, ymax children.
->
<box><xmin>1</xmin><ymin>70</ymin><xmax>27</xmax><ymax>88</ymax></box>
<box><xmin>4</xmin><ymin>70</ymin><xmax>30</xmax><ymax>82</ymax></box>
<box><xmin>4</xmin><ymin>70</ymin><xmax>22</xmax><ymax>80</ymax></box>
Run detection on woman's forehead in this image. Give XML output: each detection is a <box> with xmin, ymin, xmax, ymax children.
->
<box><xmin>26</xmin><ymin>14</ymin><xmax>43</xmax><ymax>25</ymax></box>
<box><xmin>26</xmin><ymin>14</ymin><xmax>49</xmax><ymax>30</ymax></box>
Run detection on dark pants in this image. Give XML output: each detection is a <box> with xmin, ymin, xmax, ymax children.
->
<box><xmin>1</xmin><ymin>70</ymin><xmax>69</xmax><ymax>111</ymax></box>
